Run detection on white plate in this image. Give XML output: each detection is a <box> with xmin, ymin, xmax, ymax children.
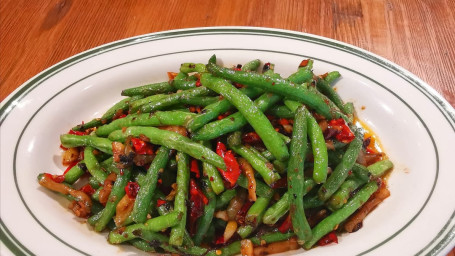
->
<box><xmin>1</xmin><ymin>27</ymin><xmax>454</xmax><ymax>256</ymax></box>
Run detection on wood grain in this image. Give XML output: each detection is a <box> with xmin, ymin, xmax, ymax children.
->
<box><xmin>0</xmin><ymin>0</ymin><xmax>454</xmax><ymax>252</ymax></box>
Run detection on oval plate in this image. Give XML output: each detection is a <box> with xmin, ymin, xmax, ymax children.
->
<box><xmin>1</xmin><ymin>27</ymin><xmax>454</xmax><ymax>256</ymax></box>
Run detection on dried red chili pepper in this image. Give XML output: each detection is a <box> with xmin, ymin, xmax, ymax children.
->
<box><xmin>80</xmin><ymin>184</ymin><xmax>96</xmax><ymax>196</ymax></box>
<box><xmin>242</xmin><ymin>131</ymin><xmax>262</xmax><ymax>144</ymax></box>
<box><xmin>125</xmin><ymin>181</ymin><xmax>140</xmax><ymax>199</ymax></box>
<box><xmin>44</xmin><ymin>173</ymin><xmax>65</xmax><ymax>183</ymax></box>
<box><xmin>130</xmin><ymin>138</ymin><xmax>154</xmax><ymax>155</ymax></box>
<box><xmin>235</xmin><ymin>201</ymin><xmax>253</xmax><ymax>225</ymax></box>
<box><xmin>156</xmin><ymin>199</ymin><xmax>167</xmax><ymax>207</ymax></box>
<box><xmin>215</xmin><ymin>141</ymin><xmax>241</xmax><ymax>187</ymax></box>
<box><xmin>188</xmin><ymin>179</ymin><xmax>208</xmax><ymax>234</ymax></box>
<box><xmin>190</xmin><ymin>159</ymin><xmax>201</xmax><ymax>178</ymax></box>
<box><xmin>68</xmin><ymin>129</ymin><xmax>87</xmax><ymax>136</ymax></box>
<box><xmin>317</xmin><ymin>231</ymin><xmax>338</xmax><ymax>246</ymax></box>
<box><xmin>328</xmin><ymin>118</ymin><xmax>355</xmax><ymax>143</ymax></box>
<box><xmin>270</xmin><ymin>177</ymin><xmax>287</xmax><ymax>189</ymax></box>
<box><xmin>278</xmin><ymin>214</ymin><xmax>292</xmax><ymax>233</ymax></box>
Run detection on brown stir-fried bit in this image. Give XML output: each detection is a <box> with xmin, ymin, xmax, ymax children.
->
<box><xmin>159</xmin><ymin>125</ymin><xmax>188</xmax><ymax>137</ymax></box>
<box><xmin>241</xmin><ymin>239</ymin><xmax>254</xmax><ymax>256</ymax></box>
<box><xmin>239</xmin><ymin>158</ymin><xmax>257</xmax><ymax>202</ymax></box>
<box><xmin>344</xmin><ymin>180</ymin><xmax>390</xmax><ymax>233</ymax></box>
<box><xmin>114</xmin><ymin>194</ymin><xmax>135</xmax><ymax>227</ymax></box>
<box><xmin>99</xmin><ymin>173</ymin><xmax>117</xmax><ymax>206</ymax></box>
<box><xmin>62</xmin><ymin>147</ymin><xmax>80</xmax><ymax>165</ymax></box>
<box><xmin>38</xmin><ymin>174</ymin><xmax>92</xmax><ymax>218</ymax></box>
<box><xmin>253</xmin><ymin>237</ymin><xmax>299</xmax><ymax>256</ymax></box>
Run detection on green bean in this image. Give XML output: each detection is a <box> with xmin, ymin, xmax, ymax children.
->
<box><xmin>304</xmin><ymin>181</ymin><xmax>379</xmax><ymax>249</ymax></box>
<box><xmin>215</xmin><ymin>189</ymin><xmax>237</xmax><ymax>209</ymax></box>
<box><xmin>250</xmin><ymin>231</ymin><xmax>296</xmax><ymax>245</ymax></box>
<box><xmin>240</xmin><ymin>195</ymin><xmax>273</xmax><ymax>238</ymax></box>
<box><xmin>287</xmin><ymin>67</ymin><xmax>313</xmax><ymax>84</ymax></box>
<box><xmin>351</xmin><ymin>163</ymin><xmax>371</xmax><ymax>183</ymax></box>
<box><xmin>129</xmin><ymin>94</ymin><xmax>168</xmax><ymax>113</ymax></box>
<box><xmin>260</xmin><ymin>149</ymin><xmax>275</xmax><ymax>161</ymax></box>
<box><xmin>343</xmin><ymin>102</ymin><xmax>355</xmax><ymax>123</ymax></box>
<box><xmin>191</xmin><ymin>91</ymin><xmax>282</xmax><ymax>142</ymax></box>
<box><xmin>368</xmin><ymin>159</ymin><xmax>393</xmax><ymax>177</ymax></box>
<box><xmin>241</xmin><ymin>59</ymin><xmax>261</xmax><ymax>72</ymax></box>
<box><xmin>318</xmin><ymin>128</ymin><xmax>363</xmax><ymax>201</ymax></box>
<box><xmin>108</xmin><ymin>126</ymin><xmax>226</xmax><ymax>169</ymax></box>
<box><xmin>287</xmin><ymin>105</ymin><xmax>312</xmax><ymax>243</ymax></box>
<box><xmin>129</xmin><ymin>239</ymin><xmax>156</xmax><ymax>253</ymax></box>
<box><xmin>263</xmin><ymin>180</ymin><xmax>316</xmax><ymax>225</ymax></box>
<box><xmin>201</xmin><ymin>73</ymin><xmax>289</xmax><ymax>161</ymax></box>
<box><xmin>84</xmin><ymin>146</ymin><xmax>108</xmax><ymax>183</ymax></box>
<box><xmin>180</xmin><ymin>96</ymin><xmax>219</xmax><ymax>106</ymax></box>
<box><xmin>180</xmin><ymin>63</ymin><xmax>207</xmax><ymax>73</ymax></box>
<box><xmin>201</xmin><ymin>141</ymin><xmax>225</xmax><ymax>195</ymax></box>
<box><xmin>306</xmin><ymin>110</ymin><xmax>328</xmax><ymax>184</ymax></box>
<box><xmin>169</xmin><ymin>152</ymin><xmax>190</xmax><ymax>246</ymax></box>
<box><xmin>316</xmin><ymin>77</ymin><xmax>347</xmax><ymax>114</ymax></box>
<box><xmin>96</xmin><ymin>111</ymin><xmax>194</xmax><ymax>136</ymax></box>
<box><xmin>185</xmin><ymin>86</ymin><xmax>263</xmax><ymax>133</ymax></box>
<box><xmin>206</xmin><ymin>241</ymin><xmax>241</xmax><ymax>256</ymax></box>
<box><xmin>324</xmin><ymin>70</ymin><xmax>341</xmax><ymax>84</ymax></box>
<box><xmin>207</xmin><ymin>62</ymin><xmax>346</xmax><ymax>120</ymax></box>
<box><xmin>227</xmin><ymin>138</ymin><xmax>280</xmax><ymax>185</ymax></box>
<box><xmin>266</xmin><ymin>105</ymin><xmax>295</xmax><ymax>119</ymax></box>
<box><xmin>94</xmin><ymin>168</ymin><xmax>131</xmax><ymax>232</ymax></box>
<box><xmin>171</xmin><ymin>75</ymin><xmax>198</xmax><ymax>90</ymax></box>
<box><xmin>140</xmin><ymin>86</ymin><xmax>212</xmax><ymax>113</ymax></box>
<box><xmin>121</xmin><ymin>81</ymin><xmax>174</xmax><ymax>97</ymax></box>
<box><xmin>64</xmin><ymin>161</ymin><xmax>86</xmax><ymax>184</ymax></box>
<box><xmin>131</xmin><ymin>147</ymin><xmax>171</xmax><ymax>223</ymax></box>
<box><xmin>72</xmin><ymin>96</ymin><xmax>143</xmax><ymax>131</ymax></box>
<box><xmin>246</xmin><ymin>146</ymin><xmax>270</xmax><ymax>163</ymax></box>
<box><xmin>326</xmin><ymin>176</ymin><xmax>365</xmax><ymax>211</ymax></box>
<box><xmin>60</xmin><ymin>134</ymin><xmax>113</xmax><ymax>154</ymax></box>
<box><xmin>193</xmin><ymin>178</ymin><xmax>217</xmax><ymax>245</ymax></box>
<box><xmin>303</xmin><ymin>195</ymin><xmax>325</xmax><ymax>209</ymax></box>
<box><xmin>108</xmin><ymin>211</ymin><xmax>183</xmax><ymax>244</ymax></box>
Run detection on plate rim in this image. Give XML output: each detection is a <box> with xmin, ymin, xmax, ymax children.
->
<box><xmin>1</xmin><ymin>26</ymin><xmax>454</xmax><ymax>256</ymax></box>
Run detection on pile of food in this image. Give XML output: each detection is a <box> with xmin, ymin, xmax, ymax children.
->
<box><xmin>38</xmin><ymin>55</ymin><xmax>393</xmax><ymax>255</ymax></box>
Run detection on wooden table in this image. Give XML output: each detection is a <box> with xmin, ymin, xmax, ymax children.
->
<box><xmin>1</xmin><ymin>0</ymin><xmax>454</xmax><ymax>255</ymax></box>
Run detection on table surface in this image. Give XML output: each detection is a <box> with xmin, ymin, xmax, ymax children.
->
<box><xmin>1</xmin><ymin>0</ymin><xmax>454</xmax><ymax>255</ymax></box>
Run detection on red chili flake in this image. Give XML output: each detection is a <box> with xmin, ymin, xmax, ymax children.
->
<box><xmin>45</xmin><ymin>173</ymin><xmax>65</xmax><ymax>183</ymax></box>
<box><xmin>217</xmin><ymin>111</ymin><xmax>231</xmax><ymax>120</ymax></box>
<box><xmin>317</xmin><ymin>231</ymin><xmax>338</xmax><ymax>246</ymax></box>
<box><xmin>216</xmin><ymin>141</ymin><xmax>241</xmax><ymax>187</ymax></box>
<box><xmin>278</xmin><ymin>214</ymin><xmax>292</xmax><ymax>233</ymax></box>
<box><xmin>130</xmin><ymin>138</ymin><xmax>154</xmax><ymax>155</ymax></box>
<box><xmin>125</xmin><ymin>182</ymin><xmax>140</xmax><ymax>199</ymax></box>
<box><xmin>242</xmin><ymin>131</ymin><xmax>262</xmax><ymax>144</ymax></box>
<box><xmin>328</xmin><ymin>118</ymin><xmax>355</xmax><ymax>143</ymax></box>
<box><xmin>80</xmin><ymin>184</ymin><xmax>95</xmax><ymax>196</ymax></box>
<box><xmin>195</xmin><ymin>79</ymin><xmax>202</xmax><ymax>87</ymax></box>
<box><xmin>190</xmin><ymin>159</ymin><xmax>201</xmax><ymax>178</ymax></box>
<box><xmin>113</xmin><ymin>113</ymin><xmax>127</xmax><ymax>120</ymax></box>
<box><xmin>279</xmin><ymin>118</ymin><xmax>290</xmax><ymax>126</ymax></box>
<box><xmin>68</xmin><ymin>130</ymin><xmax>86</xmax><ymax>136</ymax></box>
<box><xmin>157</xmin><ymin>179</ymin><xmax>162</xmax><ymax>185</ymax></box>
<box><xmin>156</xmin><ymin>199</ymin><xmax>167</xmax><ymax>207</ymax></box>
<box><xmin>298</xmin><ymin>59</ymin><xmax>310</xmax><ymax>68</ymax></box>
<box><xmin>215</xmin><ymin>235</ymin><xmax>225</xmax><ymax>245</ymax></box>
<box><xmin>167</xmin><ymin>72</ymin><xmax>178</xmax><ymax>81</ymax></box>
